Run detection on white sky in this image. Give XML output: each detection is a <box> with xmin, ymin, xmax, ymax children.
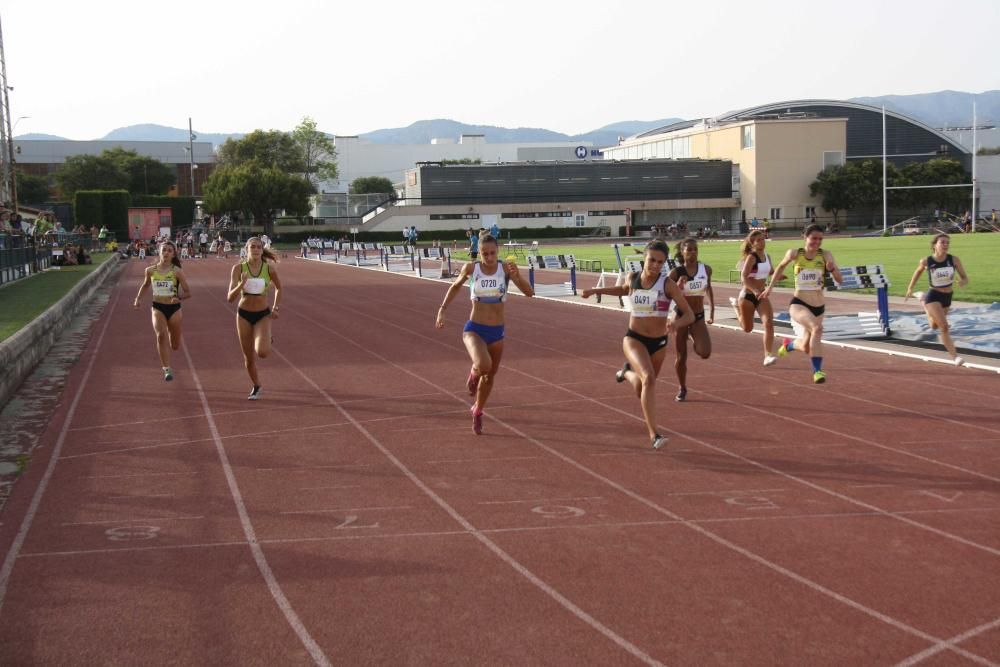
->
<box><xmin>4</xmin><ymin>0</ymin><xmax>998</xmax><ymax>140</ymax></box>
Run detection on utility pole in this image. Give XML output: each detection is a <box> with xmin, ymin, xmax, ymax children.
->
<box><xmin>0</xmin><ymin>14</ymin><xmax>15</xmax><ymax>211</ymax></box>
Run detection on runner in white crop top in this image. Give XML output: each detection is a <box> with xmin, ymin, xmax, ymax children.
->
<box><xmin>733</xmin><ymin>229</ymin><xmax>779</xmax><ymax>366</ymax></box>
<box><xmin>667</xmin><ymin>238</ymin><xmax>714</xmax><ymax>402</ymax></box>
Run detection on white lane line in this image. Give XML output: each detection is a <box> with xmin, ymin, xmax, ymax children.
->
<box><xmin>0</xmin><ymin>291</ymin><xmax>120</xmax><ymax>614</ymax></box>
<box><xmin>280</xmin><ymin>505</ymin><xmax>413</xmax><ymax>516</ymax></box>
<box><xmin>303</xmin><ymin>288</ymin><xmax>998</xmax><ymax>664</ymax></box>
<box><xmin>62</xmin><ymin>516</ymin><xmax>206</xmax><ymax>526</ymax></box>
<box><xmin>182</xmin><ymin>346</ymin><xmax>331</xmax><ymax>666</ymax></box>
<box><xmin>662</xmin><ymin>488</ymin><xmax>787</xmax><ymax>497</ymax></box>
<box><xmin>478</xmin><ymin>497</ymin><xmax>604</xmax><ymax>506</ymax></box>
<box><xmin>254</xmin><ymin>464</ymin><xmax>372</xmax><ymax>472</ymax></box>
<box><xmin>273</xmin><ymin>345</ymin><xmax>665</xmax><ymax>667</ymax></box>
<box><xmin>107</xmin><ymin>494</ymin><xmax>175</xmax><ymax>500</ymax></box>
<box><xmin>83</xmin><ymin>471</ymin><xmax>200</xmax><ymax>479</ymax></box>
<box><xmin>299</xmin><ymin>485</ymin><xmax>362</xmax><ymax>491</ymax></box>
<box><xmin>26</xmin><ymin>506</ymin><xmax>1000</xmax><ymax>559</ymax></box>
<box><xmin>894</xmin><ymin>616</ymin><xmax>1000</xmax><ymax>667</ymax></box>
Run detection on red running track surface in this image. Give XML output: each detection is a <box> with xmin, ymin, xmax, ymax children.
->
<box><xmin>1</xmin><ymin>257</ymin><xmax>999</xmax><ymax>665</ymax></box>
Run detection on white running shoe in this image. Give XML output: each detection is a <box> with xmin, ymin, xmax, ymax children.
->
<box><xmin>728</xmin><ymin>296</ymin><xmax>738</xmax><ymax>307</ymax></box>
<box><xmin>248</xmin><ymin>385</ymin><xmax>262</xmax><ymax>400</ymax></box>
<box><xmin>953</xmin><ymin>356</ymin><xmax>965</xmax><ymax>367</ymax></box>
<box><xmin>763</xmin><ymin>355</ymin><xmax>778</xmax><ymax>367</ymax></box>
<box><xmin>651</xmin><ymin>434</ymin><xmax>669</xmax><ymax>450</ymax></box>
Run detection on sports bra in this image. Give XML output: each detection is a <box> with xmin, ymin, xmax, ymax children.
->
<box><xmin>926</xmin><ymin>254</ymin><xmax>955</xmax><ymax>289</ymax></box>
<box><xmin>675</xmin><ymin>262</ymin><xmax>709</xmax><ymax>297</ymax></box>
<box><xmin>469</xmin><ymin>262</ymin><xmax>507</xmax><ymax>303</ymax></box>
<box><xmin>627</xmin><ymin>272</ymin><xmax>671</xmax><ymax>318</ymax></box>
<box><xmin>745</xmin><ymin>253</ymin><xmax>772</xmax><ymax>280</ymax></box>
<box><xmin>241</xmin><ymin>261</ymin><xmax>271</xmax><ymax>296</ymax></box>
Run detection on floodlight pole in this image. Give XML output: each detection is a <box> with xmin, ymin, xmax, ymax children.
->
<box><xmin>971</xmin><ymin>102</ymin><xmax>977</xmax><ymax>233</ymax></box>
<box><xmin>882</xmin><ymin>106</ymin><xmax>887</xmax><ymax>233</ymax></box>
<box><xmin>188</xmin><ymin>117</ymin><xmax>196</xmax><ymax>197</ymax></box>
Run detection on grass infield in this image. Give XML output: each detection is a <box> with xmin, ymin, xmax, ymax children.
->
<box><xmin>0</xmin><ymin>253</ymin><xmax>116</xmax><ymax>342</ymax></box>
<box><xmin>451</xmin><ymin>234</ymin><xmax>998</xmax><ymax>303</ymax></box>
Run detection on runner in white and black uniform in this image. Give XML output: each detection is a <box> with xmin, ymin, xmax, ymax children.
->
<box><xmin>904</xmin><ymin>233</ymin><xmax>970</xmax><ymax>366</ymax></box>
<box><xmin>732</xmin><ymin>229</ymin><xmax>780</xmax><ymax>366</ymax></box>
<box><xmin>668</xmin><ymin>238</ymin><xmax>714</xmax><ymax>402</ymax></box>
<box><xmin>582</xmin><ymin>240</ymin><xmax>694</xmax><ymax>450</ymax></box>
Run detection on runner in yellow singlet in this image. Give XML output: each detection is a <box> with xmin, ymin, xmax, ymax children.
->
<box><xmin>133</xmin><ymin>241</ymin><xmax>191</xmax><ymax>381</ymax></box>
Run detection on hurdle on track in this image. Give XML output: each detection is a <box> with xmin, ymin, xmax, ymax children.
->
<box><xmin>381</xmin><ymin>247</ymin><xmax>417</xmax><ymax>273</ymax></box>
<box><xmin>526</xmin><ymin>254</ymin><xmax>576</xmax><ymax>297</ymax></box>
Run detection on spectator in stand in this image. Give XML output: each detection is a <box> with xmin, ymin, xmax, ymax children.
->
<box><xmin>0</xmin><ymin>210</ymin><xmax>12</xmax><ymax>234</ymax></box>
<box><xmin>98</xmin><ymin>225</ymin><xmax>109</xmax><ymax>243</ymax></box>
<box><xmin>199</xmin><ymin>229</ymin><xmax>209</xmax><ymax>257</ymax></box>
<box><xmin>490</xmin><ymin>219</ymin><xmax>499</xmax><ymax>239</ymax></box>
<box><xmin>76</xmin><ymin>244</ymin><xmax>92</xmax><ymax>265</ymax></box>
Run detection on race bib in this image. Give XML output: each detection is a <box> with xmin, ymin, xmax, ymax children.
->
<box><xmin>474</xmin><ymin>277</ymin><xmax>504</xmax><ymax>300</ymax></box>
<box><xmin>151</xmin><ymin>280</ymin><xmax>175</xmax><ymax>297</ymax></box>
<box><xmin>796</xmin><ymin>269</ymin><xmax>822</xmax><ymax>290</ymax></box>
<box><xmin>684</xmin><ymin>279</ymin><xmax>705</xmax><ymax>295</ymax></box>
<box><xmin>629</xmin><ymin>289</ymin><xmax>670</xmax><ymax>316</ymax></box>
<box><xmin>930</xmin><ymin>267</ymin><xmax>954</xmax><ymax>288</ymax></box>
<box><xmin>244</xmin><ymin>277</ymin><xmax>266</xmax><ymax>295</ymax></box>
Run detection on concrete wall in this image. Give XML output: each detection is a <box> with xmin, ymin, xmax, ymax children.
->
<box><xmin>0</xmin><ymin>256</ymin><xmax>122</xmax><ymax>410</ymax></box>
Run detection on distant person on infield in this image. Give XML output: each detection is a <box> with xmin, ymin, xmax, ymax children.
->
<box><xmin>731</xmin><ymin>229</ymin><xmax>780</xmax><ymax>366</ymax></box>
<box><xmin>581</xmin><ymin>240</ymin><xmax>694</xmax><ymax>450</ymax></box>
<box><xmin>762</xmin><ymin>224</ymin><xmax>843</xmax><ymax>384</ymax></box>
<box><xmin>132</xmin><ymin>240</ymin><xmax>191</xmax><ymax>382</ymax></box>
<box><xmin>904</xmin><ymin>233</ymin><xmax>969</xmax><ymax>366</ymax></box>
<box><xmin>668</xmin><ymin>238</ymin><xmax>714</xmax><ymax>401</ymax></box>
<box><xmin>435</xmin><ymin>232</ymin><xmax>534</xmax><ymax>435</ymax></box>
<box><xmin>227</xmin><ymin>237</ymin><xmax>282</xmax><ymax>400</ymax></box>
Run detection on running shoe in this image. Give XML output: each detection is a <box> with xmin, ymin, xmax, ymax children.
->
<box><xmin>651</xmin><ymin>434</ymin><xmax>669</xmax><ymax>450</ymax></box>
<box><xmin>812</xmin><ymin>371</ymin><xmax>826</xmax><ymax>384</ymax></box>
<box><xmin>466</xmin><ymin>370</ymin><xmax>479</xmax><ymax>396</ymax></box>
<box><xmin>615</xmin><ymin>362</ymin><xmax>631</xmax><ymax>383</ymax></box>
<box><xmin>248</xmin><ymin>385</ymin><xmax>262</xmax><ymax>400</ymax></box>
<box><xmin>762</xmin><ymin>355</ymin><xmax>778</xmax><ymax>366</ymax></box>
<box><xmin>953</xmin><ymin>356</ymin><xmax>965</xmax><ymax>367</ymax></box>
<box><xmin>163</xmin><ymin>367</ymin><xmax>173</xmax><ymax>382</ymax></box>
<box><xmin>728</xmin><ymin>296</ymin><xmax>738</xmax><ymax>307</ymax></box>
<box><xmin>675</xmin><ymin>387</ymin><xmax>687</xmax><ymax>402</ymax></box>
<box><xmin>471</xmin><ymin>406</ymin><xmax>484</xmax><ymax>435</ymax></box>
<box><xmin>777</xmin><ymin>338</ymin><xmax>792</xmax><ymax>358</ymax></box>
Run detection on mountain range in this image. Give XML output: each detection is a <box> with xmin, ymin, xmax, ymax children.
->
<box><xmin>15</xmin><ymin>90</ymin><xmax>999</xmax><ymax>146</ymax></box>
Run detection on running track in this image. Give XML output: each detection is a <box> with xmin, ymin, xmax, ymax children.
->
<box><xmin>0</xmin><ymin>256</ymin><xmax>998</xmax><ymax>665</ymax></box>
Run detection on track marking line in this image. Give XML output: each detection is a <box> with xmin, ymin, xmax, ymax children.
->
<box><xmin>288</xmin><ymin>300</ymin><xmax>993</xmax><ymax>665</ymax></box>
<box><xmin>0</xmin><ymin>291</ymin><xmax>120</xmax><ymax>614</ymax></box>
<box><xmin>425</xmin><ymin>455</ymin><xmax>543</xmax><ymax>465</ymax></box>
<box><xmin>62</xmin><ymin>515</ymin><xmax>206</xmax><ymax>526</ymax></box>
<box><xmin>280</xmin><ymin>505</ymin><xmax>413</xmax><ymax>516</ymax></box>
<box><xmin>83</xmin><ymin>471</ymin><xmax>200</xmax><ymax>479</ymax></box>
<box><xmin>182</xmin><ymin>346</ymin><xmax>331</xmax><ymax>666</ymax></box>
<box><xmin>299</xmin><ymin>484</ymin><xmax>362</xmax><ymax>491</ymax></box>
<box><xmin>254</xmin><ymin>463</ymin><xmax>372</xmax><ymax>472</ymax></box>
<box><xmin>478</xmin><ymin>496</ymin><xmax>605</xmax><ymax>505</ymax></box>
<box><xmin>107</xmin><ymin>494</ymin><xmax>175</xmax><ymax>500</ymax></box>
<box><xmin>663</xmin><ymin>488</ymin><xmax>788</xmax><ymax>497</ymax></box>
<box><xmin>894</xmin><ymin>616</ymin><xmax>1000</xmax><ymax>667</ymax></box>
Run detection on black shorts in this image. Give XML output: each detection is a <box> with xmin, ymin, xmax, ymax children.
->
<box><xmin>924</xmin><ymin>289</ymin><xmax>953</xmax><ymax>308</ymax></box>
<box><xmin>238</xmin><ymin>307</ymin><xmax>271</xmax><ymax>326</ymax></box>
<box><xmin>742</xmin><ymin>290</ymin><xmax>760</xmax><ymax>307</ymax></box>
<box><xmin>674</xmin><ymin>310</ymin><xmax>706</xmax><ymax>323</ymax></box>
<box><xmin>470</xmin><ymin>251</ymin><xmax>478</xmax><ymax>259</ymax></box>
<box><xmin>790</xmin><ymin>297</ymin><xmax>825</xmax><ymax>318</ymax></box>
<box><xmin>151</xmin><ymin>302</ymin><xmax>181</xmax><ymax>320</ymax></box>
<box><xmin>625</xmin><ymin>329</ymin><xmax>669</xmax><ymax>357</ymax></box>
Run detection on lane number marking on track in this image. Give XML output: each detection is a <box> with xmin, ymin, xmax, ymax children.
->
<box><xmin>105</xmin><ymin>525</ymin><xmax>161</xmax><ymax>541</ymax></box>
<box><xmin>531</xmin><ymin>505</ymin><xmax>586</xmax><ymax>519</ymax></box>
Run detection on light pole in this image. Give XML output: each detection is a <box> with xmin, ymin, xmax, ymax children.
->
<box><xmin>188</xmin><ymin>117</ymin><xmax>196</xmax><ymax>197</ymax></box>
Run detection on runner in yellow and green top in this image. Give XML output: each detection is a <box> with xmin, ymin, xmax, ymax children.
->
<box><xmin>133</xmin><ymin>241</ymin><xmax>192</xmax><ymax>381</ymax></box>
<box><xmin>761</xmin><ymin>224</ymin><xmax>842</xmax><ymax>384</ymax></box>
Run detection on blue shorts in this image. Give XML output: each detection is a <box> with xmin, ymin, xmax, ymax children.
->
<box><xmin>463</xmin><ymin>320</ymin><xmax>505</xmax><ymax>345</ymax></box>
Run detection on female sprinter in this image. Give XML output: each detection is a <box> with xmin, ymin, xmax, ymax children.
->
<box><xmin>581</xmin><ymin>240</ymin><xmax>694</xmax><ymax>449</ymax></box>
<box><xmin>227</xmin><ymin>237</ymin><xmax>282</xmax><ymax>400</ymax></box>
<box><xmin>435</xmin><ymin>233</ymin><xmax>534</xmax><ymax>434</ymax></box>
<box><xmin>904</xmin><ymin>233</ymin><xmax>969</xmax><ymax>366</ymax></box>
<box><xmin>668</xmin><ymin>238</ymin><xmax>714</xmax><ymax>402</ymax></box>
<box><xmin>732</xmin><ymin>229</ymin><xmax>780</xmax><ymax>366</ymax></box>
<box><xmin>133</xmin><ymin>240</ymin><xmax>191</xmax><ymax>381</ymax></box>
<box><xmin>761</xmin><ymin>224</ymin><xmax>843</xmax><ymax>384</ymax></box>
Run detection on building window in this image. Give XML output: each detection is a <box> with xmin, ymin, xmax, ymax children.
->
<box><xmin>804</xmin><ymin>206</ymin><xmax>816</xmax><ymax>219</ymax></box>
<box><xmin>823</xmin><ymin>151</ymin><xmax>844</xmax><ymax>170</ymax></box>
<box><xmin>741</xmin><ymin>125</ymin><xmax>754</xmax><ymax>150</ymax></box>
<box><xmin>575</xmin><ymin>215</ymin><xmax>585</xmax><ymax>227</ymax></box>
<box><xmin>769</xmin><ymin>207</ymin><xmax>782</xmax><ymax>220</ymax></box>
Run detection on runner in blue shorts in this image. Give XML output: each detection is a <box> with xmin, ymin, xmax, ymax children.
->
<box><xmin>436</xmin><ymin>232</ymin><xmax>534</xmax><ymax>434</ymax></box>
<box><xmin>904</xmin><ymin>233</ymin><xmax>970</xmax><ymax>366</ymax></box>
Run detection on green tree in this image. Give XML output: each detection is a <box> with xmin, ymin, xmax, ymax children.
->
<box><xmin>809</xmin><ymin>165</ymin><xmax>853</xmax><ymax>225</ymax></box>
<box><xmin>101</xmin><ymin>148</ymin><xmax>175</xmax><ymax>195</ymax></box>
<box><xmin>202</xmin><ymin>163</ymin><xmax>313</xmax><ymax>237</ymax></box>
<box><xmin>350</xmin><ymin>176</ymin><xmax>395</xmax><ymax>195</ymax></box>
<box><xmin>56</xmin><ymin>154</ymin><xmax>129</xmax><ymax>198</ymax></box>
<box><xmin>292</xmin><ymin>117</ymin><xmax>338</xmax><ymax>188</ymax></box>
<box><xmin>217</xmin><ymin>130</ymin><xmax>305</xmax><ymax>173</ymax></box>
<box><xmin>16</xmin><ymin>172</ymin><xmax>52</xmax><ymax>205</ymax></box>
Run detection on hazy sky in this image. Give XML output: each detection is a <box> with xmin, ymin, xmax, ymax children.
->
<box><xmin>4</xmin><ymin>0</ymin><xmax>998</xmax><ymax>140</ymax></box>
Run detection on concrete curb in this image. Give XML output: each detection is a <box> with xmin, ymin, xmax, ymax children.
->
<box><xmin>0</xmin><ymin>255</ymin><xmax>123</xmax><ymax>410</ymax></box>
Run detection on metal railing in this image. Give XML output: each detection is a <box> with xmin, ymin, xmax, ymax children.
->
<box><xmin>0</xmin><ymin>234</ymin><xmax>52</xmax><ymax>286</ymax></box>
